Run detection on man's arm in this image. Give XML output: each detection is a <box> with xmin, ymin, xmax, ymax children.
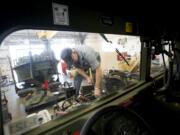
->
<box><xmin>77</xmin><ymin>68</ymin><xmax>92</xmax><ymax>84</ymax></box>
<box><xmin>94</xmin><ymin>65</ymin><xmax>102</xmax><ymax>97</ymax></box>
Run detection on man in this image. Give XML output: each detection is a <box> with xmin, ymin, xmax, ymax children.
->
<box><xmin>60</xmin><ymin>45</ymin><xmax>102</xmax><ymax>97</ymax></box>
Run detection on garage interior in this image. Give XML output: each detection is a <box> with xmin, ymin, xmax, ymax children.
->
<box><xmin>1</xmin><ymin>29</ymin><xmax>163</xmax><ymax>134</ymax></box>
<box><xmin>0</xmin><ymin>27</ymin><xmax>174</xmax><ymax>135</ymax></box>
<box><xmin>1</xmin><ymin>1</ymin><xmax>180</xmax><ymax>135</ymax></box>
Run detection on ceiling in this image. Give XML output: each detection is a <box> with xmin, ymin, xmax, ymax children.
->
<box><xmin>2</xmin><ymin>30</ymin><xmax>88</xmax><ymax>46</ymax></box>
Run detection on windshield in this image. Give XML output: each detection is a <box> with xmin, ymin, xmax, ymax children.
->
<box><xmin>0</xmin><ymin>30</ymin><xmax>141</xmax><ymax>135</ymax></box>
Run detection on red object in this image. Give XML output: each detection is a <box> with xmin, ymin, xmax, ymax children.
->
<box><xmin>73</xmin><ymin>131</ymin><xmax>80</xmax><ymax>135</ymax></box>
<box><xmin>61</xmin><ymin>62</ymin><xmax>67</xmax><ymax>75</ymax></box>
<box><xmin>117</xmin><ymin>52</ymin><xmax>128</xmax><ymax>61</ymax></box>
<box><xmin>43</xmin><ymin>80</ymin><xmax>49</xmax><ymax>90</ymax></box>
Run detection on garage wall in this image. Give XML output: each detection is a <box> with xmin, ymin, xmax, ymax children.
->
<box><xmin>0</xmin><ymin>46</ymin><xmax>12</xmax><ymax>79</ymax></box>
<box><xmin>85</xmin><ymin>34</ymin><xmax>119</xmax><ymax>72</ymax></box>
<box><xmin>85</xmin><ymin>33</ymin><xmax>141</xmax><ymax>72</ymax></box>
<box><xmin>100</xmin><ymin>52</ymin><xmax>118</xmax><ymax>71</ymax></box>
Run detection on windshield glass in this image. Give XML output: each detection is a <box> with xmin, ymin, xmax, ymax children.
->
<box><xmin>0</xmin><ymin>30</ymin><xmax>141</xmax><ymax>135</ymax></box>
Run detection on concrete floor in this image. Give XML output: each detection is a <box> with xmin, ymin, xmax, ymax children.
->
<box><xmin>1</xmin><ymin>85</ymin><xmax>27</xmax><ymax>121</ymax></box>
<box><xmin>1</xmin><ymin>85</ymin><xmax>27</xmax><ymax>135</ymax></box>
<box><xmin>1</xmin><ymin>83</ymin><xmax>68</xmax><ymax>135</ymax></box>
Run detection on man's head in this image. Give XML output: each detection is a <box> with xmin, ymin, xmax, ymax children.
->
<box><xmin>60</xmin><ymin>48</ymin><xmax>78</xmax><ymax>69</ymax></box>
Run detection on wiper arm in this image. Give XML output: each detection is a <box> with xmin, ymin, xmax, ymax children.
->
<box><xmin>99</xmin><ymin>33</ymin><xmax>112</xmax><ymax>43</ymax></box>
<box><xmin>115</xmin><ymin>48</ymin><xmax>130</xmax><ymax>66</ymax></box>
<box><xmin>100</xmin><ymin>33</ymin><xmax>129</xmax><ymax>66</ymax></box>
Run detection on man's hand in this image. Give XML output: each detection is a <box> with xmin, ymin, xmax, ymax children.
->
<box><xmin>77</xmin><ymin>68</ymin><xmax>92</xmax><ymax>83</ymax></box>
<box><xmin>94</xmin><ymin>87</ymin><xmax>102</xmax><ymax>97</ymax></box>
<box><xmin>86</xmin><ymin>76</ymin><xmax>93</xmax><ymax>84</ymax></box>
<box><xmin>94</xmin><ymin>66</ymin><xmax>102</xmax><ymax>97</ymax></box>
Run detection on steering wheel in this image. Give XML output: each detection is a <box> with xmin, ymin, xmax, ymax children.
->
<box><xmin>81</xmin><ymin>106</ymin><xmax>152</xmax><ymax>135</ymax></box>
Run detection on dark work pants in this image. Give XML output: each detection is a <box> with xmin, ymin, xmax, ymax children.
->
<box><xmin>74</xmin><ymin>74</ymin><xmax>83</xmax><ymax>95</ymax></box>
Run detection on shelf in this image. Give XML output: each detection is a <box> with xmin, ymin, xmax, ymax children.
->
<box><xmin>13</xmin><ymin>63</ymin><xmax>30</xmax><ymax>70</ymax></box>
<box><xmin>13</xmin><ymin>59</ymin><xmax>58</xmax><ymax>70</ymax></box>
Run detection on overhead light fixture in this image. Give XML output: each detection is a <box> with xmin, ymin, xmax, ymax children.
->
<box><xmin>36</xmin><ymin>31</ymin><xmax>57</xmax><ymax>40</ymax></box>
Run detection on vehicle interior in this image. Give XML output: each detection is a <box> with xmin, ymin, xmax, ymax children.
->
<box><xmin>1</xmin><ymin>1</ymin><xmax>180</xmax><ymax>135</ymax></box>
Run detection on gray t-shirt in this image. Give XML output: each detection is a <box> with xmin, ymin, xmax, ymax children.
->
<box><xmin>73</xmin><ymin>45</ymin><xmax>100</xmax><ymax>71</ymax></box>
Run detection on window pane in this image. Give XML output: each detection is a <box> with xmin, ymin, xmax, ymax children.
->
<box><xmin>0</xmin><ymin>30</ymin><xmax>141</xmax><ymax>135</ymax></box>
<box><xmin>151</xmin><ymin>45</ymin><xmax>169</xmax><ymax>76</ymax></box>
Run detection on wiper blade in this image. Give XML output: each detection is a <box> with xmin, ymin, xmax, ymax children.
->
<box><xmin>115</xmin><ymin>48</ymin><xmax>130</xmax><ymax>66</ymax></box>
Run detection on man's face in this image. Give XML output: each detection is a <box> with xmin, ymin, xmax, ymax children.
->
<box><xmin>71</xmin><ymin>51</ymin><xmax>78</xmax><ymax>62</ymax></box>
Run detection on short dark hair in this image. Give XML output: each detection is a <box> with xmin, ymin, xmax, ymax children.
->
<box><xmin>60</xmin><ymin>48</ymin><xmax>73</xmax><ymax>69</ymax></box>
